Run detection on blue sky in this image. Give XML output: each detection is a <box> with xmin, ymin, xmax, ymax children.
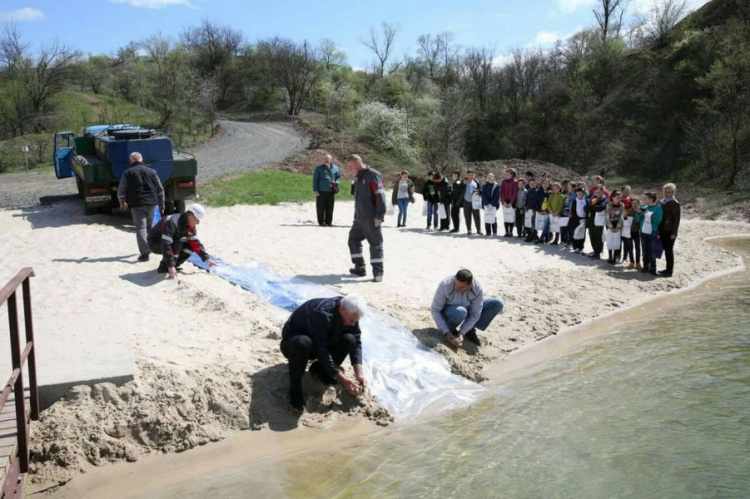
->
<box><xmin>1</xmin><ymin>0</ymin><xmax>710</xmax><ymax>67</ymax></box>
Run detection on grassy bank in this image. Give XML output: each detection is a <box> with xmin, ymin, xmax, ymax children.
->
<box><xmin>200</xmin><ymin>169</ymin><xmax>353</xmax><ymax>207</ymax></box>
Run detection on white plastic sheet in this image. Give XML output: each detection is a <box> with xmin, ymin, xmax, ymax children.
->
<box><xmin>189</xmin><ymin>255</ymin><xmax>485</xmax><ymax>419</ymax></box>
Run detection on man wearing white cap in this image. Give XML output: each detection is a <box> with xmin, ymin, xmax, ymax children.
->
<box><xmin>147</xmin><ymin>203</ymin><xmax>216</xmax><ymax>279</ymax></box>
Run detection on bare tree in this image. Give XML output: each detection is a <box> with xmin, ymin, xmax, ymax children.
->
<box><xmin>141</xmin><ymin>34</ymin><xmax>195</xmax><ymax>128</ymax></box>
<box><xmin>319</xmin><ymin>38</ymin><xmax>347</xmax><ymax>70</ymax></box>
<box><xmin>182</xmin><ymin>20</ymin><xmax>242</xmax><ymax>76</ymax></box>
<box><xmin>417</xmin><ymin>34</ymin><xmax>442</xmax><ymax>78</ymax></box>
<box><xmin>257</xmin><ymin>37</ymin><xmax>321</xmax><ymax>116</ymax></box>
<box><xmin>594</xmin><ymin>0</ymin><xmax>627</xmax><ymax>40</ymax></box>
<box><xmin>196</xmin><ymin>77</ymin><xmax>220</xmax><ymax>134</ymax></box>
<box><xmin>420</xmin><ymin>87</ymin><xmax>468</xmax><ymax>173</ymax></box>
<box><xmin>362</xmin><ymin>22</ymin><xmax>398</xmax><ymax>78</ymax></box>
<box><xmin>644</xmin><ymin>0</ymin><xmax>689</xmax><ymax>43</ymax></box>
<box><xmin>462</xmin><ymin>46</ymin><xmax>495</xmax><ymax>116</ymax></box>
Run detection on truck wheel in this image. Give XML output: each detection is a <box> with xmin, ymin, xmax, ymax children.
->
<box><xmin>174</xmin><ymin>200</ymin><xmax>186</xmax><ymax>213</ymax></box>
<box><xmin>76</xmin><ymin>177</ymin><xmax>84</xmax><ymax>198</ymax></box>
<box><xmin>165</xmin><ymin>201</ymin><xmax>175</xmax><ymax>215</ymax></box>
<box><xmin>84</xmin><ymin>204</ymin><xmax>98</xmax><ymax>216</ymax></box>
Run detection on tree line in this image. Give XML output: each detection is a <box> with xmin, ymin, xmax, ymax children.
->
<box><xmin>0</xmin><ymin>0</ymin><xmax>747</xmax><ymax>187</ymax></box>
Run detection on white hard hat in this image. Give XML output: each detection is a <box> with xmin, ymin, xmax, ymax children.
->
<box><xmin>187</xmin><ymin>203</ymin><xmax>206</xmax><ymax>220</ymax></box>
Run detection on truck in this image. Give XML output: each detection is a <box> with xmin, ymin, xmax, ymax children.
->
<box><xmin>54</xmin><ymin>124</ymin><xmax>198</xmax><ymax>215</ymax></box>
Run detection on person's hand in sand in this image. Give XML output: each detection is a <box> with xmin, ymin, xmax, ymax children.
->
<box><xmin>337</xmin><ymin>373</ymin><xmax>360</xmax><ymax>396</ymax></box>
<box><xmin>167</xmin><ymin>266</ymin><xmax>178</xmax><ymax>279</ymax></box>
<box><xmin>354</xmin><ymin>364</ymin><xmax>368</xmax><ymax>391</ymax></box>
<box><xmin>445</xmin><ymin>330</ymin><xmax>463</xmax><ymax>348</ymax></box>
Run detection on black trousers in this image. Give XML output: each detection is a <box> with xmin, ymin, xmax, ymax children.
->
<box><xmin>280</xmin><ymin>333</ymin><xmax>356</xmax><ymax>392</ymax></box>
<box><xmin>515</xmin><ymin>209</ymin><xmax>524</xmax><ymax>236</ymax></box>
<box><xmin>148</xmin><ymin>240</ymin><xmax>191</xmax><ymax>267</ymax></box>
<box><xmin>659</xmin><ymin>231</ymin><xmax>676</xmax><ymax>273</ymax></box>
<box><xmin>349</xmin><ymin>219</ymin><xmax>384</xmax><ymax>274</ymax></box>
<box><xmin>451</xmin><ymin>203</ymin><xmax>462</xmax><ymax>231</ymax></box>
<box><xmin>463</xmin><ymin>200</ymin><xmax>481</xmax><ymax>233</ymax></box>
<box><xmin>316</xmin><ymin>191</ymin><xmax>335</xmax><ymax>226</ymax></box>
<box><xmin>590</xmin><ymin>225</ymin><xmax>604</xmax><ymax>255</ymax></box>
<box><xmin>440</xmin><ymin>203</ymin><xmax>451</xmax><ymax>229</ymax></box>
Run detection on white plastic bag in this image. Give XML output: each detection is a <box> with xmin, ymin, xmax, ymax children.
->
<box><xmin>606</xmin><ymin>229</ymin><xmax>621</xmax><ymax>250</ymax></box>
<box><xmin>642</xmin><ymin>211</ymin><xmax>653</xmax><ymax>234</ymax></box>
<box><xmin>438</xmin><ymin>204</ymin><xmax>447</xmax><ymax>220</ymax></box>
<box><xmin>550</xmin><ymin>215</ymin><xmax>560</xmax><ymax>233</ymax></box>
<box><xmin>535</xmin><ymin>213</ymin><xmax>548</xmax><ymax>232</ymax></box>
<box><xmin>503</xmin><ymin>206</ymin><xmax>515</xmax><ymax>223</ymax></box>
<box><xmin>422</xmin><ymin>202</ymin><xmax>428</xmax><ymax>216</ymax></box>
<box><xmin>484</xmin><ymin>205</ymin><xmax>497</xmax><ymax>224</ymax></box>
<box><xmin>594</xmin><ymin>210</ymin><xmax>606</xmax><ymax>227</ymax></box>
<box><xmin>573</xmin><ymin>221</ymin><xmax>586</xmax><ymax>240</ymax></box>
<box><xmin>621</xmin><ymin>217</ymin><xmax>633</xmax><ymax>239</ymax></box>
<box><xmin>524</xmin><ymin>210</ymin><xmax>534</xmax><ymax>228</ymax></box>
<box><xmin>558</xmin><ymin>217</ymin><xmax>569</xmax><ymax>231</ymax></box>
<box><xmin>471</xmin><ymin>194</ymin><xmax>482</xmax><ymax>210</ymax></box>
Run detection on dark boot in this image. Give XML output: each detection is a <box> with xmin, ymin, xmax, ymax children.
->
<box><xmin>349</xmin><ymin>266</ymin><xmax>366</xmax><ymax>277</ymax></box>
<box><xmin>464</xmin><ymin>328</ymin><xmax>481</xmax><ymax>346</ymax></box>
<box><xmin>289</xmin><ymin>388</ymin><xmax>304</xmax><ymax>412</ymax></box>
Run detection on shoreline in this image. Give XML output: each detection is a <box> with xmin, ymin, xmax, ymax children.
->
<box><xmin>40</xmin><ymin>235</ymin><xmax>750</xmax><ymax>498</ymax></box>
<box><xmin>3</xmin><ymin>200</ymin><xmax>749</xmax><ymax>492</ymax></box>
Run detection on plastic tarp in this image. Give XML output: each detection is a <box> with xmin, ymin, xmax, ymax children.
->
<box><xmin>188</xmin><ymin>255</ymin><xmax>486</xmax><ymax>419</ymax></box>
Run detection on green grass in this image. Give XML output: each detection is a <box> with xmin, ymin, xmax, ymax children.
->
<box><xmin>51</xmin><ymin>90</ymin><xmax>159</xmax><ymax>132</ymax></box>
<box><xmin>200</xmin><ymin>169</ymin><xmax>353</xmax><ymax>207</ymax></box>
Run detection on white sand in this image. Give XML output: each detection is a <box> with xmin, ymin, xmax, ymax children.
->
<box><xmin>1</xmin><ymin>197</ymin><xmax>747</xmax><ymax>490</ymax></box>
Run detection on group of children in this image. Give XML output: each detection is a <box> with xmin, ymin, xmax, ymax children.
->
<box><xmin>412</xmin><ymin>169</ymin><xmax>680</xmax><ymax>277</ymax></box>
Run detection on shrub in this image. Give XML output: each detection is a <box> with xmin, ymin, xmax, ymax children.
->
<box><xmin>355</xmin><ymin>101</ymin><xmax>415</xmax><ymax>160</ymax></box>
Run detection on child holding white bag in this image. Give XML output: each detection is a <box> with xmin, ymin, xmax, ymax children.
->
<box><xmin>481</xmin><ymin>173</ymin><xmax>500</xmax><ymax>236</ymax></box>
<box><xmin>605</xmin><ymin>190</ymin><xmax>624</xmax><ymax>264</ymax></box>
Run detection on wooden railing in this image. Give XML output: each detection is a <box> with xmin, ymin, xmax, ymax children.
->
<box><xmin>0</xmin><ymin>268</ymin><xmax>39</xmax><ymax>499</ymax></box>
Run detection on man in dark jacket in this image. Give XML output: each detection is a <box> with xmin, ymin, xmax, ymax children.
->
<box><xmin>312</xmin><ymin>154</ymin><xmax>341</xmax><ymax>226</ymax></box>
<box><xmin>433</xmin><ymin>172</ymin><xmax>452</xmax><ymax>231</ymax></box>
<box><xmin>280</xmin><ymin>294</ymin><xmax>368</xmax><ymax>411</ymax></box>
<box><xmin>449</xmin><ymin>171</ymin><xmax>464</xmax><ymax>233</ymax></box>
<box><xmin>117</xmin><ymin>152</ymin><xmax>165</xmax><ymax>262</ymax></box>
<box><xmin>658</xmin><ymin>182</ymin><xmax>681</xmax><ymax>277</ymax></box>
<box><xmin>347</xmin><ymin>154</ymin><xmax>388</xmax><ymax>282</ymax></box>
<box><xmin>147</xmin><ymin>203</ymin><xmax>215</xmax><ymax>279</ymax></box>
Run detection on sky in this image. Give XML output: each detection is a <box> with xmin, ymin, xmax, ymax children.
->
<box><xmin>0</xmin><ymin>0</ymin><xmax>711</xmax><ymax>68</ymax></box>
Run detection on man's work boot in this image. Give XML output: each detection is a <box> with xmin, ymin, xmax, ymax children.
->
<box><xmin>309</xmin><ymin>362</ymin><xmax>336</xmax><ymax>385</ymax></box>
<box><xmin>138</xmin><ymin>254</ymin><xmax>150</xmax><ymax>262</ymax></box>
<box><xmin>349</xmin><ymin>267</ymin><xmax>366</xmax><ymax>277</ymax></box>
<box><xmin>464</xmin><ymin>328</ymin><xmax>482</xmax><ymax>347</ymax></box>
<box><xmin>157</xmin><ymin>262</ymin><xmax>168</xmax><ymax>274</ymax></box>
<box><xmin>373</xmin><ymin>274</ymin><xmax>383</xmax><ymax>283</ymax></box>
<box><xmin>289</xmin><ymin>388</ymin><xmax>305</xmax><ymax>412</ymax></box>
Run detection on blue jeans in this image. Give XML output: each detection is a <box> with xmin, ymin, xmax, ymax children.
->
<box><xmin>540</xmin><ymin>215</ymin><xmax>551</xmax><ymax>240</ymax></box>
<box><xmin>642</xmin><ymin>232</ymin><xmax>656</xmax><ymax>270</ymax></box>
<box><xmin>397</xmin><ymin>198</ymin><xmax>409</xmax><ymax>225</ymax></box>
<box><xmin>427</xmin><ymin>202</ymin><xmax>439</xmax><ymax>228</ymax></box>
<box><xmin>441</xmin><ymin>298</ymin><xmax>505</xmax><ymax>332</ymax></box>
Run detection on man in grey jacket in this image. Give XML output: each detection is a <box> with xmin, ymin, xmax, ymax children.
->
<box><xmin>430</xmin><ymin>269</ymin><xmax>504</xmax><ymax>347</ymax></box>
<box><xmin>347</xmin><ymin>154</ymin><xmax>388</xmax><ymax>282</ymax></box>
<box><xmin>117</xmin><ymin>152</ymin><xmax>165</xmax><ymax>262</ymax></box>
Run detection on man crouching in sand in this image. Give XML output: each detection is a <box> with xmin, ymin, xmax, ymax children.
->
<box><xmin>280</xmin><ymin>294</ymin><xmax>368</xmax><ymax>412</ymax></box>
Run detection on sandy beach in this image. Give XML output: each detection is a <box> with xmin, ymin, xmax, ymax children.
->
<box><xmin>1</xmin><ymin>196</ymin><xmax>748</xmax><ymax>491</ymax></box>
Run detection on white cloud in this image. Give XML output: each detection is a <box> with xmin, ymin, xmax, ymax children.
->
<box><xmin>533</xmin><ymin>30</ymin><xmax>561</xmax><ymax>45</ymax></box>
<box><xmin>108</xmin><ymin>0</ymin><xmax>191</xmax><ymax>8</ymax></box>
<box><xmin>0</xmin><ymin>7</ymin><xmax>45</xmax><ymax>22</ymax></box>
<box><xmin>492</xmin><ymin>53</ymin><xmax>514</xmax><ymax>68</ymax></box>
<box><xmin>555</xmin><ymin>0</ymin><xmax>596</xmax><ymax>13</ymax></box>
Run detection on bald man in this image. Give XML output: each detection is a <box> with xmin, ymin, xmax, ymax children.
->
<box><xmin>312</xmin><ymin>153</ymin><xmax>341</xmax><ymax>226</ymax></box>
<box><xmin>117</xmin><ymin>152</ymin><xmax>165</xmax><ymax>262</ymax></box>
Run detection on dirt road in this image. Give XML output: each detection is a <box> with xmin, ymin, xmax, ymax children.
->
<box><xmin>0</xmin><ymin>120</ymin><xmax>309</xmax><ymax>209</ymax></box>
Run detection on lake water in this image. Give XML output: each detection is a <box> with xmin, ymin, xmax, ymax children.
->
<box><xmin>57</xmin><ymin>239</ymin><xmax>750</xmax><ymax>499</ymax></box>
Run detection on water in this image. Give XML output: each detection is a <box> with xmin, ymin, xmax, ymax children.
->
<box><xmin>58</xmin><ymin>239</ymin><xmax>750</xmax><ymax>499</ymax></box>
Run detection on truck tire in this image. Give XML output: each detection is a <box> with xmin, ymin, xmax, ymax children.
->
<box><xmin>84</xmin><ymin>204</ymin><xmax>98</xmax><ymax>216</ymax></box>
<box><xmin>174</xmin><ymin>200</ymin><xmax>186</xmax><ymax>213</ymax></box>
<box><xmin>76</xmin><ymin>176</ymin><xmax>84</xmax><ymax>198</ymax></box>
<box><xmin>165</xmin><ymin>200</ymin><xmax>175</xmax><ymax>215</ymax></box>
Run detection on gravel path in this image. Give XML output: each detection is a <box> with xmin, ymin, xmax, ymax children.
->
<box><xmin>0</xmin><ymin>120</ymin><xmax>309</xmax><ymax>210</ymax></box>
